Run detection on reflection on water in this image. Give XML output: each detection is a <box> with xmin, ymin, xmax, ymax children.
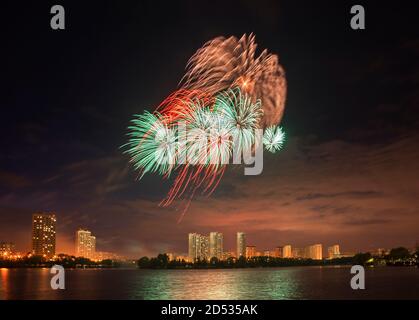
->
<box><xmin>1</xmin><ymin>266</ymin><xmax>419</xmax><ymax>300</ymax></box>
<box><xmin>1</xmin><ymin>268</ymin><xmax>54</xmax><ymax>299</ymax></box>
<box><xmin>137</xmin><ymin>268</ymin><xmax>303</xmax><ymax>299</ymax></box>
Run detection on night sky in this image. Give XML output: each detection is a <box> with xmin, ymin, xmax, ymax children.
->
<box><xmin>1</xmin><ymin>1</ymin><xmax>419</xmax><ymax>257</ymax></box>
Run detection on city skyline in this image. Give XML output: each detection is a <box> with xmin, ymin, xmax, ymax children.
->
<box><xmin>180</xmin><ymin>231</ymin><xmax>369</xmax><ymax>261</ymax></box>
<box><xmin>0</xmin><ymin>212</ymin><xmax>383</xmax><ymax>261</ymax></box>
<box><xmin>1</xmin><ymin>213</ymin><xmax>125</xmax><ymax>259</ymax></box>
<box><xmin>0</xmin><ymin>211</ymin><xmax>417</xmax><ymax>258</ymax></box>
<box><xmin>1</xmin><ymin>2</ymin><xmax>419</xmax><ymax>259</ymax></box>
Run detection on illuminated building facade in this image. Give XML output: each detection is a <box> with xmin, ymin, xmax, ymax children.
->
<box><xmin>76</xmin><ymin>229</ymin><xmax>96</xmax><ymax>259</ymax></box>
<box><xmin>201</xmin><ymin>235</ymin><xmax>209</xmax><ymax>260</ymax></box>
<box><xmin>188</xmin><ymin>233</ymin><xmax>209</xmax><ymax>261</ymax></box>
<box><xmin>32</xmin><ymin>213</ymin><xmax>56</xmax><ymax>258</ymax></box>
<box><xmin>307</xmin><ymin>244</ymin><xmax>323</xmax><ymax>260</ymax></box>
<box><xmin>94</xmin><ymin>251</ymin><xmax>121</xmax><ymax>261</ymax></box>
<box><xmin>222</xmin><ymin>251</ymin><xmax>235</xmax><ymax>260</ymax></box>
<box><xmin>0</xmin><ymin>242</ymin><xmax>15</xmax><ymax>257</ymax></box>
<box><xmin>282</xmin><ymin>245</ymin><xmax>292</xmax><ymax>258</ymax></box>
<box><xmin>236</xmin><ymin>232</ymin><xmax>246</xmax><ymax>258</ymax></box>
<box><xmin>328</xmin><ymin>244</ymin><xmax>340</xmax><ymax>259</ymax></box>
<box><xmin>273</xmin><ymin>246</ymin><xmax>283</xmax><ymax>258</ymax></box>
<box><xmin>188</xmin><ymin>233</ymin><xmax>197</xmax><ymax>261</ymax></box>
<box><xmin>209</xmin><ymin>232</ymin><xmax>223</xmax><ymax>259</ymax></box>
<box><xmin>245</xmin><ymin>245</ymin><xmax>256</xmax><ymax>258</ymax></box>
<box><xmin>292</xmin><ymin>247</ymin><xmax>304</xmax><ymax>258</ymax></box>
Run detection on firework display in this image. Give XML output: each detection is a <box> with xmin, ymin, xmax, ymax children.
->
<box><xmin>123</xmin><ymin>34</ymin><xmax>287</xmax><ymax>213</ymax></box>
<box><xmin>263</xmin><ymin>126</ymin><xmax>286</xmax><ymax>153</ymax></box>
<box><xmin>181</xmin><ymin>34</ymin><xmax>287</xmax><ymax>127</ymax></box>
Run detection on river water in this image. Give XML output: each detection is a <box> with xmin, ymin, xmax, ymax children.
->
<box><xmin>1</xmin><ymin>266</ymin><xmax>418</xmax><ymax>299</ymax></box>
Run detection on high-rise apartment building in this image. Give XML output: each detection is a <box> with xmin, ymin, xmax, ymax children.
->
<box><xmin>209</xmin><ymin>232</ymin><xmax>223</xmax><ymax>259</ymax></box>
<box><xmin>32</xmin><ymin>213</ymin><xmax>56</xmax><ymax>258</ymax></box>
<box><xmin>236</xmin><ymin>232</ymin><xmax>246</xmax><ymax>258</ymax></box>
<box><xmin>273</xmin><ymin>246</ymin><xmax>283</xmax><ymax>258</ymax></box>
<box><xmin>328</xmin><ymin>244</ymin><xmax>340</xmax><ymax>259</ymax></box>
<box><xmin>188</xmin><ymin>233</ymin><xmax>209</xmax><ymax>261</ymax></box>
<box><xmin>307</xmin><ymin>244</ymin><xmax>323</xmax><ymax>260</ymax></box>
<box><xmin>282</xmin><ymin>245</ymin><xmax>292</xmax><ymax>258</ymax></box>
<box><xmin>201</xmin><ymin>235</ymin><xmax>209</xmax><ymax>260</ymax></box>
<box><xmin>188</xmin><ymin>233</ymin><xmax>197</xmax><ymax>262</ymax></box>
<box><xmin>76</xmin><ymin>229</ymin><xmax>96</xmax><ymax>259</ymax></box>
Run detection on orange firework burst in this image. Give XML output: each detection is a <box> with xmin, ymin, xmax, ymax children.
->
<box><xmin>181</xmin><ymin>33</ymin><xmax>287</xmax><ymax>127</ymax></box>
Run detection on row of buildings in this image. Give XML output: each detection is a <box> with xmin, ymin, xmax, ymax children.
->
<box><xmin>1</xmin><ymin>212</ymin><xmax>118</xmax><ymax>261</ymax></box>
<box><xmin>0</xmin><ymin>242</ymin><xmax>16</xmax><ymax>257</ymax></box>
<box><xmin>75</xmin><ymin>229</ymin><xmax>122</xmax><ymax>261</ymax></box>
<box><xmin>188</xmin><ymin>232</ymin><xmax>342</xmax><ymax>262</ymax></box>
<box><xmin>188</xmin><ymin>232</ymin><xmax>225</xmax><ymax>261</ymax></box>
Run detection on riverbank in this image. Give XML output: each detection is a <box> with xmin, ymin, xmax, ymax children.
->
<box><xmin>0</xmin><ymin>254</ymin><xmax>134</xmax><ymax>269</ymax></box>
<box><xmin>136</xmin><ymin>253</ymin><xmax>419</xmax><ymax>269</ymax></box>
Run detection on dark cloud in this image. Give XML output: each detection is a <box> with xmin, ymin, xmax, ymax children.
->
<box><xmin>343</xmin><ymin>218</ymin><xmax>393</xmax><ymax>226</ymax></box>
<box><xmin>296</xmin><ymin>191</ymin><xmax>382</xmax><ymax>201</ymax></box>
<box><xmin>0</xmin><ymin>171</ymin><xmax>31</xmax><ymax>189</ymax></box>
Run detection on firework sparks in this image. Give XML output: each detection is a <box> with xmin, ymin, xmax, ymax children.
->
<box><xmin>215</xmin><ymin>88</ymin><xmax>263</xmax><ymax>156</ymax></box>
<box><xmin>181</xmin><ymin>33</ymin><xmax>287</xmax><ymax>127</ymax></box>
<box><xmin>123</xmin><ymin>34</ymin><xmax>287</xmax><ymax>219</ymax></box>
<box><xmin>123</xmin><ymin>111</ymin><xmax>178</xmax><ymax>178</ymax></box>
<box><xmin>263</xmin><ymin>125</ymin><xmax>286</xmax><ymax>153</ymax></box>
